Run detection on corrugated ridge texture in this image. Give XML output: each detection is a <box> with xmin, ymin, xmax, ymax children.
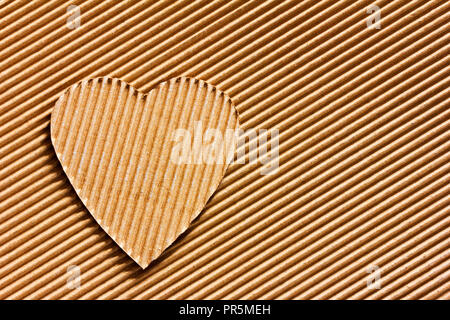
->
<box><xmin>50</xmin><ymin>76</ymin><xmax>237</xmax><ymax>268</ymax></box>
<box><xmin>0</xmin><ymin>0</ymin><xmax>449</xmax><ymax>299</ymax></box>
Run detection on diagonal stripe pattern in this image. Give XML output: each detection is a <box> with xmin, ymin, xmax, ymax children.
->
<box><xmin>0</xmin><ymin>0</ymin><xmax>449</xmax><ymax>299</ymax></box>
<box><xmin>50</xmin><ymin>77</ymin><xmax>238</xmax><ymax>268</ymax></box>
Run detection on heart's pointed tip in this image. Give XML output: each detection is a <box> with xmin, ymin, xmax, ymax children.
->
<box><xmin>126</xmin><ymin>251</ymin><xmax>150</xmax><ymax>270</ymax></box>
<box><xmin>133</xmin><ymin>253</ymin><xmax>159</xmax><ymax>270</ymax></box>
<box><xmin>137</xmin><ymin>261</ymin><xmax>149</xmax><ymax>270</ymax></box>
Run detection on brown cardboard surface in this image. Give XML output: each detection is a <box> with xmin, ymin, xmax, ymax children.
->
<box><xmin>0</xmin><ymin>0</ymin><xmax>449</xmax><ymax>299</ymax></box>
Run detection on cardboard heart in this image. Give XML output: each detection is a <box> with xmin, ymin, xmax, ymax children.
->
<box><xmin>51</xmin><ymin>77</ymin><xmax>238</xmax><ymax>268</ymax></box>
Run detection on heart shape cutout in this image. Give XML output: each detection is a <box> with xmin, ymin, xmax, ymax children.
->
<box><xmin>51</xmin><ymin>77</ymin><xmax>238</xmax><ymax>268</ymax></box>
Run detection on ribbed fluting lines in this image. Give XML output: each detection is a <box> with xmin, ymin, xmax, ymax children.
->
<box><xmin>0</xmin><ymin>0</ymin><xmax>448</xmax><ymax>299</ymax></box>
<box><xmin>50</xmin><ymin>77</ymin><xmax>237</xmax><ymax>268</ymax></box>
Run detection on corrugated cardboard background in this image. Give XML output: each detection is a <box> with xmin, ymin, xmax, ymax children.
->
<box><xmin>0</xmin><ymin>0</ymin><xmax>449</xmax><ymax>299</ymax></box>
